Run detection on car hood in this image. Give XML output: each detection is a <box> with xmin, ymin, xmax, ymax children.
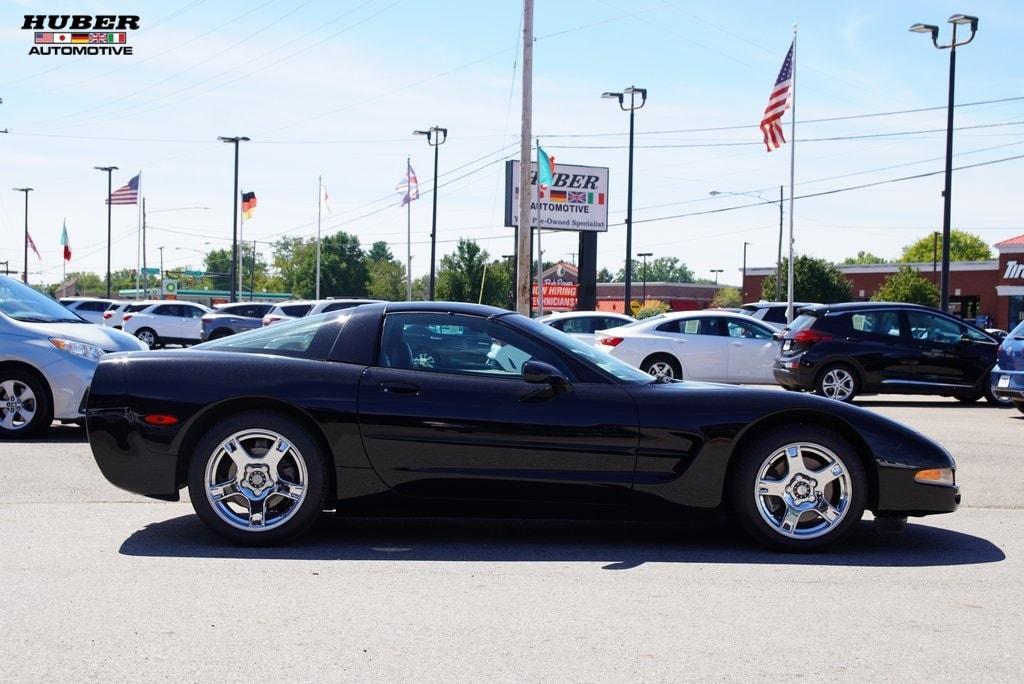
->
<box><xmin>13</xmin><ymin>320</ymin><xmax>147</xmax><ymax>352</ymax></box>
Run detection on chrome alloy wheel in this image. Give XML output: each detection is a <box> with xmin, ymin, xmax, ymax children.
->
<box><xmin>646</xmin><ymin>361</ymin><xmax>675</xmax><ymax>379</ymax></box>
<box><xmin>753</xmin><ymin>442</ymin><xmax>853</xmax><ymax>540</ymax></box>
<box><xmin>0</xmin><ymin>379</ymin><xmax>37</xmax><ymax>431</ymax></box>
<box><xmin>820</xmin><ymin>368</ymin><xmax>855</xmax><ymax>401</ymax></box>
<box><xmin>204</xmin><ymin>429</ymin><xmax>309</xmax><ymax>531</ymax></box>
<box><xmin>136</xmin><ymin>329</ymin><xmax>156</xmax><ymax>348</ymax></box>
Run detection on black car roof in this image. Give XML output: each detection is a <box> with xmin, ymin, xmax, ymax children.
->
<box><xmin>802</xmin><ymin>301</ymin><xmax>937</xmax><ymax>315</ymax></box>
<box><xmin>382</xmin><ymin>301</ymin><xmax>513</xmax><ymax>317</ymax></box>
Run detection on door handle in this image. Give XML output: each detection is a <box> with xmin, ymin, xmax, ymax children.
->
<box><xmin>731</xmin><ymin>341</ymin><xmax>743</xmax><ymax>347</ymax></box>
<box><xmin>379</xmin><ymin>381</ymin><xmax>420</xmax><ymax>395</ymax></box>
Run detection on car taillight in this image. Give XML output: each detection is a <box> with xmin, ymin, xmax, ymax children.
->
<box><xmin>122</xmin><ymin>313</ymin><xmax>134</xmax><ymax>322</ymax></box>
<box><xmin>599</xmin><ymin>336</ymin><xmax>624</xmax><ymax>347</ymax></box>
<box><xmin>103</xmin><ymin>311</ymin><xmax>113</xmax><ymax>319</ymax></box>
<box><xmin>792</xmin><ymin>329</ymin><xmax>832</xmax><ymax>346</ymax></box>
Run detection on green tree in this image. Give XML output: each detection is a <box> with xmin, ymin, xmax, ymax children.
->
<box><xmin>273</xmin><ymin>231</ymin><xmax>367</xmax><ymax>298</ymax></box>
<box><xmin>843</xmin><ymin>250</ymin><xmax>887</xmax><ymax>265</ymax></box>
<box><xmin>871</xmin><ymin>266</ymin><xmax>939</xmax><ymax>307</ymax></box>
<box><xmin>634</xmin><ymin>301</ymin><xmax>670</xmax><ymax>319</ymax></box>
<box><xmin>202</xmin><ymin>242</ymin><xmax>270</xmax><ymax>292</ymax></box>
<box><xmin>597</xmin><ymin>267</ymin><xmax>614</xmax><ymax>283</ymax></box>
<box><xmin>367</xmin><ymin>259</ymin><xmax>407</xmax><ymax>300</ymax></box>
<box><xmin>616</xmin><ymin>256</ymin><xmax>694</xmax><ymax>283</ymax></box>
<box><xmin>62</xmin><ymin>271</ymin><xmax>104</xmax><ymax>295</ymax></box>
<box><xmin>760</xmin><ymin>256</ymin><xmax>852</xmax><ymax>303</ymax></box>
<box><xmin>436</xmin><ymin>239</ymin><xmax>509</xmax><ymax>306</ymax></box>
<box><xmin>900</xmin><ymin>230</ymin><xmax>991</xmax><ymax>263</ymax></box>
<box><xmin>411</xmin><ymin>274</ymin><xmax>430</xmax><ymax>301</ymax></box>
<box><xmin>366</xmin><ymin>240</ymin><xmax>394</xmax><ymax>264</ymax></box>
<box><xmin>711</xmin><ymin>286</ymin><xmax>742</xmax><ymax>308</ymax></box>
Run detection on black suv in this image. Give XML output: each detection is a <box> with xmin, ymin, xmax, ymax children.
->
<box><xmin>774</xmin><ymin>302</ymin><xmax>1004</xmax><ymax>404</ymax></box>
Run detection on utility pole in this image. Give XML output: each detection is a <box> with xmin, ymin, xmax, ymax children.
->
<box><xmin>218</xmin><ymin>136</ymin><xmax>249</xmax><ymax>302</ymax></box>
<box><xmin>158</xmin><ymin>246</ymin><xmax>165</xmax><ymax>297</ymax></box>
<box><xmin>316</xmin><ymin>175</ymin><xmax>323</xmax><ymax>299</ymax></box>
<box><xmin>742</xmin><ymin>242</ymin><xmax>750</xmax><ymax>300</ymax></box>
<box><xmin>13</xmin><ymin>188</ymin><xmax>33</xmax><ymax>284</ymax></box>
<box><xmin>638</xmin><ymin>251</ymin><xmax>652</xmax><ymax>305</ymax></box>
<box><xmin>515</xmin><ymin>0</ymin><xmax>534</xmax><ymax>315</ymax></box>
<box><xmin>94</xmin><ymin>166</ymin><xmax>118</xmax><ymax>297</ymax></box>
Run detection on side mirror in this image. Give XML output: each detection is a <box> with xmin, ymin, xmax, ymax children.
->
<box><xmin>522</xmin><ymin>359</ymin><xmax>569</xmax><ymax>389</ymax></box>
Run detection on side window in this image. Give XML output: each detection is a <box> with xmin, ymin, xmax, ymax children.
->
<box><xmin>849</xmin><ymin>311</ymin><xmax>902</xmax><ymax>337</ymax></box>
<box><xmin>656</xmin><ymin>321</ymin><xmax>681</xmax><ymax>334</ymax></box>
<box><xmin>380</xmin><ymin>312</ymin><xmax>570</xmax><ymax>379</ymax></box>
<box><xmin>547</xmin><ymin>319</ymin><xmax>566</xmax><ymax>331</ymax></box>
<box><xmin>186</xmin><ymin>306</ymin><xmax>206</xmax><ymax>318</ymax></box>
<box><xmin>283</xmin><ymin>304</ymin><xmax>313</xmax><ymax>317</ymax></box>
<box><xmin>907</xmin><ymin>311</ymin><xmax>963</xmax><ymax>344</ymax></box>
<box><xmin>726</xmin><ymin>319</ymin><xmax>773</xmax><ymax>340</ymax></box>
<box><xmin>152</xmin><ymin>305</ymin><xmax>179</xmax><ymax>317</ymax></box>
<box><xmin>323</xmin><ymin>302</ymin><xmax>355</xmax><ymax>313</ymax></box>
<box><xmin>80</xmin><ymin>301</ymin><xmax>109</xmax><ymax>312</ymax></box>
<box><xmin>698</xmin><ymin>318</ymin><xmax>722</xmax><ymax>336</ymax></box>
<box><xmin>682</xmin><ymin>319</ymin><xmax>701</xmax><ymax>335</ymax></box>
<box><xmin>560</xmin><ymin>317</ymin><xmax>594</xmax><ymax>335</ymax></box>
<box><xmin>763</xmin><ymin>308</ymin><xmax>788</xmax><ymax>324</ymax></box>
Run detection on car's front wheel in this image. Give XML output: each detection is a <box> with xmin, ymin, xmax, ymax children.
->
<box><xmin>814</xmin><ymin>364</ymin><xmax>858</xmax><ymax>402</ymax></box>
<box><xmin>187</xmin><ymin>411</ymin><xmax>328</xmax><ymax>545</ymax></box>
<box><xmin>135</xmin><ymin>327</ymin><xmax>158</xmax><ymax>348</ymax></box>
<box><xmin>0</xmin><ymin>369</ymin><xmax>52</xmax><ymax>437</ymax></box>
<box><xmin>732</xmin><ymin>425</ymin><xmax>867</xmax><ymax>550</ymax></box>
<box><xmin>641</xmin><ymin>354</ymin><xmax>682</xmax><ymax>380</ymax></box>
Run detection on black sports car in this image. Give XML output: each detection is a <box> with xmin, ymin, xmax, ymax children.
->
<box><xmin>86</xmin><ymin>302</ymin><xmax>960</xmax><ymax>550</ymax></box>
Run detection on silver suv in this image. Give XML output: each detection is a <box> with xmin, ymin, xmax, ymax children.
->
<box><xmin>1</xmin><ymin>277</ymin><xmax>146</xmax><ymax>436</ymax></box>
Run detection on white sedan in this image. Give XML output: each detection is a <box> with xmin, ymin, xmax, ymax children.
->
<box><xmin>537</xmin><ymin>311</ymin><xmax>635</xmax><ymax>343</ymax></box>
<box><xmin>595</xmin><ymin>311</ymin><xmax>780</xmax><ymax>384</ymax></box>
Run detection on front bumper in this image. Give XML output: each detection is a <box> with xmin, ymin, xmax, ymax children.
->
<box><xmin>991</xmin><ymin>368</ymin><xmax>1024</xmax><ymax>401</ymax></box>
<box><xmin>875</xmin><ymin>463</ymin><xmax>960</xmax><ymax>516</ymax></box>
<box><xmin>42</xmin><ymin>354</ymin><xmax>97</xmax><ymax>420</ymax></box>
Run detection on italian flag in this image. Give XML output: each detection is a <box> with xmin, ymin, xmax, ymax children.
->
<box><xmin>60</xmin><ymin>220</ymin><xmax>71</xmax><ymax>261</ymax></box>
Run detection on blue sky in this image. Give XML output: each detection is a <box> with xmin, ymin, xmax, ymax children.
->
<box><xmin>1</xmin><ymin>0</ymin><xmax>1023</xmax><ymax>287</ymax></box>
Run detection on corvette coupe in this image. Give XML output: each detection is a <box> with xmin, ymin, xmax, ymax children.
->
<box><xmin>86</xmin><ymin>302</ymin><xmax>960</xmax><ymax>550</ymax></box>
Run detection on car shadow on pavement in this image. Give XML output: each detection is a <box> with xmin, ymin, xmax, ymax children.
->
<box><xmin>853</xmin><ymin>400</ymin><xmax>1002</xmax><ymax>409</ymax></box>
<box><xmin>119</xmin><ymin>514</ymin><xmax>1005</xmax><ymax>569</ymax></box>
<box><xmin>1</xmin><ymin>424</ymin><xmax>87</xmax><ymax>444</ymax></box>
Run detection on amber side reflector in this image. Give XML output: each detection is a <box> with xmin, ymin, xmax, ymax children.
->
<box><xmin>914</xmin><ymin>468</ymin><xmax>953</xmax><ymax>485</ymax></box>
<box><xmin>143</xmin><ymin>414</ymin><xmax>179</xmax><ymax>426</ymax></box>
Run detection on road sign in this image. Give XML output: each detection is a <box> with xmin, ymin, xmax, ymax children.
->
<box><xmin>182</xmin><ymin>269</ymin><xmax>205</xmax><ymax>277</ymax></box>
<box><xmin>141</xmin><ymin>267</ymin><xmax>160</xmax><ymax>275</ymax></box>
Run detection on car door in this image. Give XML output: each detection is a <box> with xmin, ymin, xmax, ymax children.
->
<box><xmin>357</xmin><ymin>311</ymin><xmax>639</xmax><ymax>504</ymax></box>
<box><xmin>905</xmin><ymin>310</ymin><xmax>994</xmax><ymax>389</ymax></box>
<box><xmin>724</xmin><ymin>318</ymin><xmax>778</xmax><ymax>383</ymax></box>
<box><xmin>181</xmin><ymin>305</ymin><xmax>206</xmax><ymax>341</ymax></box>
<box><xmin>655</xmin><ymin>317</ymin><xmax>727</xmax><ymax>381</ymax></box>
<box><xmin>149</xmin><ymin>304</ymin><xmax>181</xmax><ymax>338</ymax></box>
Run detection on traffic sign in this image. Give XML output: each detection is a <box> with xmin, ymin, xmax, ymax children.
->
<box><xmin>183</xmin><ymin>269</ymin><xmax>205</xmax><ymax>277</ymax></box>
<box><xmin>141</xmin><ymin>267</ymin><xmax>160</xmax><ymax>275</ymax></box>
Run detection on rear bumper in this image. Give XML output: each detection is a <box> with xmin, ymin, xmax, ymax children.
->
<box><xmin>991</xmin><ymin>368</ymin><xmax>1024</xmax><ymax>401</ymax></box>
<box><xmin>87</xmin><ymin>408</ymin><xmax>182</xmax><ymax>500</ymax></box>
<box><xmin>773</xmin><ymin>357</ymin><xmax>815</xmax><ymax>389</ymax></box>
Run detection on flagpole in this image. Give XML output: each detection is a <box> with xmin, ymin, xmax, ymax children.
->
<box><xmin>406</xmin><ymin>157</ymin><xmax>412</xmax><ymax>301</ymax></box>
<box><xmin>316</xmin><ymin>174</ymin><xmax>322</xmax><ymax>300</ymax></box>
<box><xmin>62</xmin><ymin>218</ymin><xmax>66</xmax><ymax>284</ymax></box>
<box><xmin>141</xmin><ymin>198</ymin><xmax>147</xmax><ymax>297</ymax></box>
<box><xmin>786</xmin><ymin>26</ymin><xmax>797</xmax><ymax>323</ymax></box>
<box><xmin>535</xmin><ymin>139</ymin><xmax>544</xmax><ymax>316</ymax></box>
<box><xmin>239</xmin><ymin>191</ymin><xmax>246</xmax><ymax>298</ymax></box>
<box><xmin>135</xmin><ymin>172</ymin><xmax>142</xmax><ymax>299</ymax></box>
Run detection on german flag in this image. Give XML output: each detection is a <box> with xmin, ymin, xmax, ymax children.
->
<box><xmin>71</xmin><ymin>33</ymin><xmax>90</xmax><ymax>44</ymax></box>
<box><xmin>241</xmin><ymin>191</ymin><xmax>257</xmax><ymax>220</ymax></box>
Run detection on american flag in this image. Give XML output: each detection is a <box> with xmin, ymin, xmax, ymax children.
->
<box><xmin>396</xmin><ymin>163</ymin><xmax>419</xmax><ymax>206</ymax></box>
<box><xmin>760</xmin><ymin>41</ymin><xmax>794</xmax><ymax>152</ymax></box>
<box><xmin>106</xmin><ymin>174</ymin><xmax>139</xmax><ymax>205</ymax></box>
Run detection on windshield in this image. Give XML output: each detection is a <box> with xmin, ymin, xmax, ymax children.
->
<box><xmin>0</xmin><ymin>277</ymin><xmax>84</xmax><ymax>323</ymax></box>
<box><xmin>508</xmin><ymin>314</ymin><xmax>653</xmax><ymax>383</ymax></box>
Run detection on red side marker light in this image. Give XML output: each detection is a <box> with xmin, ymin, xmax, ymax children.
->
<box><xmin>143</xmin><ymin>414</ymin><xmax>179</xmax><ymax>426</ymax></box>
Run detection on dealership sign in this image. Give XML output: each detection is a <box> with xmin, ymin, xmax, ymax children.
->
<box><xmin>504</xmin><ymin>160</ymin><xmax>609</xmax><ymax>232</ymax></box>
<box><xmin>532</xmin><ymin>283</ymin><xmax>578</xmax><ymax>311</ymax></box>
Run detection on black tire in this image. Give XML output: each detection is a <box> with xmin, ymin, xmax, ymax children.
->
<box><xmin>731</xmin><ymin>424</ymin><xmax>868</xmax><ymax>551</ymax></box>
<box><xmin>955</xmin><ymin>394</ymin><xmax>981</xmax><ymax>403</ymax></box>
<box><xmin>187</xmin><ymin>411</ymin><xmax>328</xmax><ymax>545</ymax></box>
<box><xmin>813</xmin><ymin>363</ymin><xmax>859</xmax><ymax>403</ymax></box>
<box><xmin>0</xmin><ymin>368</ymin><xmax>53</xmax><ymax>438</ymax></box>
<box><xmin>640</xmin><ymin>354</ymin><xmax>682</xmax><ymax>380</ymax></box>
<box><xmin>1014</xmin><ymin>401</ymin><xmax>1024</xmax><ymax>415</ymax></box>
<box><xmin>135</xmin><ymin>327</ymin><xmax>159</xmax><ymax>349</ymax></box>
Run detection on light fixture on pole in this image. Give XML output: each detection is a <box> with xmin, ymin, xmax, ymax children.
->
<box><xmin>637</xmin><ymin>252</ymin><xmax>653</xmax><ymax>305</ymax></box>
<box><xmin>12</xmin><ymin>187</ymin><xmax>33</xmax><ymax>284</ymax></box>
<box><xmin>710</xmin><ymin>268</ymin><xmax>723</xmax><ymax>286</ymax></box>
<box><xmin>603</xmin><ymin>85</ymin><xmax>647</xmax><ymax>313</ymax></box>
<box><xmin>414</xmin><ymin>125</ymin><xmax>447</xmax><ymax>300</ymax></box>
<box><xmin>909</xmin><ymin>13</ymin><xmax>978</xmax><ymax>313</ymax></box>
<box><xmin>94</xmin><ymin>166</ymin><xmax>118</xmax><ymax>297</ymax></box>
<box><xmin>217</xmin><ymin>135</ymin><xmax>250</xmax><ymax>303</ymax></box>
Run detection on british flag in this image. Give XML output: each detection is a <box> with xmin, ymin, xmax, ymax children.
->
<box><xmin>567</xmin><ymin>191</ymin><xmax>587</xmax><ymax>204</ymax></box>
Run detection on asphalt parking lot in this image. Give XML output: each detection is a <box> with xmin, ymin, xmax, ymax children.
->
<box><xmin>2</xmin><ymin>395</ymin><xmax>1022</xmax><ymax>681</ymax></box>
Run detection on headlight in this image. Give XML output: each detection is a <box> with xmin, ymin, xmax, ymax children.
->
<box><xmin>50</xmin><ymin>338</ymin><xmax>106</xmax><ymax>362</ymax></box>
<box><xmin>914</xmin><ymin>468</ymin><xmax>955</xmax><ymax>486</ymax></box>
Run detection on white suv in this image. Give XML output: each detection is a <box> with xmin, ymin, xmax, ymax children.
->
<box><xmin>101</xmin><ymin>301</ymin><xmax>133</xmax><ymax>329</ymax></box>
<box><xmin>122</xmin><ymin>300</ymin><xmax>212</xmax><ymax>347</ymax></box>
<box><xmin>260</xmin><ymin>299</ymin><xmax>382</xmax><ymax>326</ymax></box>
<box><xmin>59</xmin><ymin>297</ymin><xmax>116</xmax><ymax>325</ymax></box>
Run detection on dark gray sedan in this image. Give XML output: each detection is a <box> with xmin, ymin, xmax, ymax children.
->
<box><xmin>200</xmin><ymin>303</ymin><xmax>275</xmax><ymax>341</ymax></box>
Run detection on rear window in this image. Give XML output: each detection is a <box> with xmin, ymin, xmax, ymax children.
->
<box><xmin>125</xmin><ymin>303</ymin><xmax>151</xmax><ymax>313</ymax></box>
<box><xmin>762</xmin><ymin>307</ymin><xmax>789</xmax><ymax>324</ymax></box>
<box><xmin>788</xmin><ymin>314</ymin><xmax>819</xmax><ymax>334</ymax></box>
<box><xmin>282</xmin><ymin>304</ymin><xmax>313</xmax><ymax>317</ymax></box>
<box><xmin>197</xmin><ymin>312</ymin><xmax>345</xmax><ymax>358</ymax></box>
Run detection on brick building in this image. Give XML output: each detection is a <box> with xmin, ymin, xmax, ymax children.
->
<box><xmin>742</xmin><ymin>233</ymin><xmax>1024</xmax><ymax>331</ymax></box>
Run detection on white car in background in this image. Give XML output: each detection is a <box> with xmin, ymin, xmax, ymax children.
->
<box><xmin>101</xmin><ymin>300</ymin><xmax>133</xmax><ymax>329</ymax></box>
<box><xmin>122</xmin><ymin>300</ymin><xmax>212</xmax><ymax>347</ymax></box>
<box><xmin>261</xmin><ymin>298</ymin><xmax>384</xmax><ymax>326</ymax></box>
<box><xmin>596</xmin><ymin>310</ymin><xmax>781</xmax><ymax>384</ymax></box>
<box><xmin>536</xmin><ymin>311</ymin><xmax>634</xmax><ymax>343</ymax></box>
<box><xmin>58</xmin><ymin>297</ymin><xmax>115</xmax><ymax>325</ymax></box>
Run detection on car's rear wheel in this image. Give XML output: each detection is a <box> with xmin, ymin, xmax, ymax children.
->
<box><xmin>187</xmin><ymin>411</ymin><xmax>328</xmax><ymax>545</ymax></box>
<box><xmin>0</xmin><ymin>370</ymin><xmax>52</xmax><ymax>437</ymax></box>
<box><xmin>732</xmin><ymin>425</ymin><xmax>867</xmax><ymax>551</ymax></box>
<box><xmin>641</xmin><ymin>354</ymin><xmax>681</xmax><ymax>380</ymax></box>
<box><xmin>814</xmin><ymin>364</ymin><xmax>858</xmax><ymax>402</ymax></box>
<box><xmin>1014</xmin><ymin>400</ymin><xmax>1024</xmax><ymax>415</ymax></box>
<box><xmin>135</xmin><ymin>327</ymin><xmax>158</xmax><ymax>348</ymax></box>
<box><xmin>983</xmin><ymin>375</ymin><xmax>1012</xmax><ymax>407</ymax></box>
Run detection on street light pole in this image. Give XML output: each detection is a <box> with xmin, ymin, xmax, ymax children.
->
<box><xmin>709</xmin><ymin>188</ymin><xmax>781</xmax><ymax>301</ymax></box>
<box><xmin>910</xmin><ymin>14</ymin><xmax>978</xmax><ymax>313</ymax></box>
<box><xmin>710</xmin><ymin>269</ymin><xmax>723</xmax><ymax>286</ymax></box>
<box><xmin>501</xmin><ymin>254</ymin><xmax>515</xmax><ymax>310</ymax></box>
<box><xmin>13</xmin><ymin>188</ymin><xmax>33</xmax><ymax>284</ymax></box>
<box><xmin>603</xmin><ymin>86</ymin><xmax>647</xmax><ymax>313</ymax></box>
<box><xmin>638</xmin><ymin>252</ymin><xmax>652</xmax><ymax>305</ymax></box>
<box><xmin>158</xmin><ymin>246</ymin><xmax>165</xmax><ymax>297</ymax></box>
<box><xmin>217</xmin><ymin>136</ymin><xmax>250</xmax><ymax>303</ymax></box>
<box><xmin>742</xmin><ymin>242</ymin><xmax>751</xmax><ymax>300</ymax></box>
<box><xmin>414</xmin><ymin>126</ymin><xmax>447</xmax><ymax>300</ymax></box>
<box><xmin>94</xmin><ymin>166</ymin><xmax>118</xmax><ymax>297</ymax></box>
